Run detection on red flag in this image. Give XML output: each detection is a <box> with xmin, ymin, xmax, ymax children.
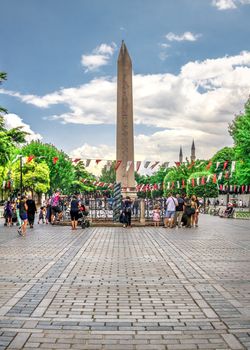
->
<box><xmin>192</xmin><ymin>178</ymin><xmax>195</xmax><ymax>187</ymax></box>
<box><xmin>175</xmin><ymin>162</ymin><xmax>181</xmax><ymax>167</ymax></box>
<box><xmin>234</xmin><ymin>185</ymin><xmax>237</xmax><ymax>192</ymax></box>
<box><xmin>223</xmin><ymin>161</ymin><xmax>228</xmax><ymax>170</ymax></box>
<box><xmin>219</xmin><ymin>184</ymin><xmax>223</xmax><ymax>190</ymax></box>
<box><xmin>201</xmin><ymin>176</ymin><xmax>205</xmax><ymax>185</ymax></box>
<box><xmin>224</xmin><ymin>171</ymin><xmax>229</xmax><ymax>179</ymax></box>
<box><xmin>182</xmin><ymin>179</ymin><xmax>185</xmax><ymax>188</ymax></box>
<box><xmin>114</xmin><ymin>160</ymin><xmax>122</xmax><ymax>171</ymax></box>
<box><xmin>153</xmin><ymin>184</ymin><xmax>158</xmax><ymax>190</ymax></box>
<box><xmin>27</xmin><ymin>155</ymin><xmax>35</xmax><ymax>163</ymax></box>
<box><xmin>242</xmin><ymin>185</ymin><xmax>245</xmax><ymax>193</ymax></box>
<box><xmin>96</xmin><ymin>159</ymin><xmax>102</xmax><ymax>165</ymax></box>
<box><xmin>73</xmin><ymin>158</ymin><xmax>81</xmax><ymax>163</ymax></box>
<box><xmin>206</xmin><ymin>161</ymin><xmax>212</xmax><ymax>170</ymax></box>
<box><xmin>171</xmin><ymin>181</ymin><xmax>175</xmax><ymax>189</ymax></box>
<box><xmin>151</xmin><ymin>161</ymin><xmax>159</xmax><ymax>170</ymax></box>
<box><xmin>188</xmin><ymin>162</ymin><xmax>195</xmax><ymax>169</ymax></box>
<box><xmin>213</xmin><ymin>174</ymin><xmax>217</xmax><ymax>183</ymax></box>
<box><xmin>53</xmin><ymin>157</ymin><xmax>59</xmax><ymax>164</ymax></box>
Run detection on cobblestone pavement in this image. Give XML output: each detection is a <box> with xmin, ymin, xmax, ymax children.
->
<box><xmin>0</xmin><ymin>215</ymin><xmax>249</xmax><ymax>350</ymax></box>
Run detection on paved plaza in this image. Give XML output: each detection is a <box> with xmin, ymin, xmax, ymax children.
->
<box><xmin>0</xmin><ymin>216</ymin><xmax>249</xmax><ymax>350</ymax></box>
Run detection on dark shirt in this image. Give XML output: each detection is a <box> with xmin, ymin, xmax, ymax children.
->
<box><xmin>19</xmin><ymin>200</ymin><xmax>27</xmax><ymax>216</ymax></box>
<box><xmin>176</xmin><ymin>198</ymin><xmax>184</xmax><ymax>212</ymax></box>
<box><xmin>71</xmin><ymin>199</ymin><xmax>79</xmax><ymax>211</ymax></box>
<box><xmin>26</xmin><ymin>199</ymin><xmax>37</xmax><ymax>214</ymax></box>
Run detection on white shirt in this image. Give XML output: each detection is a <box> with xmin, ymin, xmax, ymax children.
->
<box><xmin>166</xmin><ymin>196</ymin><xmax>178</xmax><ymax>211</ymax></box>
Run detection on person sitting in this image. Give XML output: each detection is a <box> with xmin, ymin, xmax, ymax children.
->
<box><xmin>220</xmin><ymin>203</ymin><xmax>234</xmax><ymax>218</ymax></box>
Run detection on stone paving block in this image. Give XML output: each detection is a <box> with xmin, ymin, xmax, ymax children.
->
<box><xmin>0</xmin><ymin>217</ymin><xmax>249</xmax><ymax>349</ymax></box>
<box><xmin>7</xmin><ymin>332</ymin><xmax>31</xmax><ymax>349</ymax></box>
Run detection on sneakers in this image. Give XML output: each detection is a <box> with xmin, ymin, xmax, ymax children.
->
<box><xmin>17</xmin><ymin>227</ymin><xmax>22</xmax><ymax>236</ymax></box>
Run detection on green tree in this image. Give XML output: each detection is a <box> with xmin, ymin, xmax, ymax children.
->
<box><xmin>21</xmin><ymin>141</ymin><xmax>75</xmax><ymax>194</ymax></box>
<box><xmin>0</xmin><ymin>72</ymin><xmax>28</xmax><ymax>166</ymax></box>
<box><xmin>99</xmin><ymin>162</ymin><xmax>116</xmax><ymax>184</ymax></box>
<box><xmin>229</xmin><ymin>98</ymin><xmax>250</xmax><ymax>184</ymax></box>
<box><xmin>12</xmin><ymin>160</ymin><xmax>50</xmax><ymax>194</ymax></box>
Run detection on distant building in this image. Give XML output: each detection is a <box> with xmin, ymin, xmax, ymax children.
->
<box><xmin>178</xmin><ymin>141</ymin><xmax>196</xmax><ymax>163</ymax></box>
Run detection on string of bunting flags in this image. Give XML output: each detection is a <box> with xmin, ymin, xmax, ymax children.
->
<box><xmin>11</xmin><ymin>155</ymin><xmax>240</xmax><ymax>174</ymax></box>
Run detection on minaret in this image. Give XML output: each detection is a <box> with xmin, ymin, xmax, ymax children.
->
<box><xmin>116</xmin><ymin>41</ymin><xmax>135</xmax><ymax>190</ymax></box>
<box><xmin>191</xmin><ymin>140</ymin><xmax>196</xmax><ymax>162</ymax></box>
<box><xmin>179</xmin><ymin>146</ymin><xmax>183</xmax><ymax>164</ymax></box>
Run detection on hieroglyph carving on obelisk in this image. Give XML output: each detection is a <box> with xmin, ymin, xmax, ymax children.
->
<box><xmin>116</xmin><ymin>41</ymin><xmax>135</xmax><ymax>189</ymax></box>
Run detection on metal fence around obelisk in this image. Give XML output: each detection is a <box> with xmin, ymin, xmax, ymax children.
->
<box><xmin>113</xmin><ymin>182</ymin><xmax>122</xmax><ymax>222</ymax></box>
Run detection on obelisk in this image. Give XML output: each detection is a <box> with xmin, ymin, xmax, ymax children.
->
<box><xmin>116</xmin><ymin>41</ymin><xmax>135</xmax><ymax>192</ymax></box>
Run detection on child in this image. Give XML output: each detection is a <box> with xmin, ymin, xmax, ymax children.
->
<box><xmin>38</xmin><ymin>206</ymin><xmax>45</xmax><ymax>224</ymax></box>
<box><xmin>153</xmin><ymin>205</ymin><xmax>161</xmax><ymax>227</ymax></box>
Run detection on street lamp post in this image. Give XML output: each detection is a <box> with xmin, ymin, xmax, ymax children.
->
<box><xmin>20</xmin><ymin>156</ymin><xmax>23</xmax><ymax>195</ymax></box>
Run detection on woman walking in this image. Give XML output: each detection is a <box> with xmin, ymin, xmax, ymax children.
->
<box><xmin>19</xmin><ymin>195</ymin><xmax>28</xmax><ymax>236</ymax></box>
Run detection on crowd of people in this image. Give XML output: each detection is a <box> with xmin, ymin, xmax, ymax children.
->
<box><xmin>3</xmin><ymin>189</ymin><xmax>244</xmax><ymax>234</ymax></box>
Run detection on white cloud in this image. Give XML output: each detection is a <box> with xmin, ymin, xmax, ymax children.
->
<box><xmin>212</xmin><ymin>0</ymin><xmax>250</xmax><ymax>9</ymax></box>
<box><xmin>1</xmin><ymin>51</ymin><xmax>250</xmax><ymax>163</ymax></box>
<box><xmin>81</xmin><ymin>42</ymin><xmax>116</xmax><ymax>72</ymax></box>
<box><xmin>3</xmin><ymin>113</ymin><xmax>42</xmax><ymax>142</ymax></box>
<box><xmin>165</xmin><ymin>31</ymin><xmax>201</xmax><ymax>42</ymax></box>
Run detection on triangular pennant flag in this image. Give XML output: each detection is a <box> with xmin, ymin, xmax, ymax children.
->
<box><xmin>106</xmin><ymin>160</ymin><xmax>112</xmax><ymax>171</ymax></box>
<box><xmin>230</xmin><ymin>185</ymin><xmax>233</xmax><ymax>192</ymax></box>
<box><xmin>192</xmin><ymin>178</ymin><xmax>195</xmax><ymax>187</ymax></box>
<box><xmin>188</xmin><ymin>162</ymin><xmax>195</xmax><ymax>169</ymax></box>
<box><xmin>213</xmin><ymin>174</ymin><xmax>217</xmax><ymax>183</ymax></box>
<box><xmin>231</xmin><ymin>161</ymin><xmax>236</xmax><ymax>173</ymax></box>
<box><xmin>144</xmin><ymin>161</ymin><xmax>151</xmax><ymax>168</ymax></box>
<box><xmin>177</xmin><ymin>181</ymin><xmax>180</xmax><ymax>189</ymax></box>
<box><xmin>53</xmin><ymin>157</ymin><xmax>59</xmax><ymax>164</ymax></box>
<box><xmin>224</xmin><ymin>171</ymin><xmax>229</xmax><ymax>179</ymax></box>
<box><xmin>242</xmin><ymin>185</ymin><xmax>245</xmax><ymax>193</ymax></box>
<box><xmin>196</xmin><ymin>177</ymin><xmax>200</xmax><ymax>186</ymax></box>
<box><xmin>27</xmin><ymin>155</ymin><xmax>35</xmax><ymax>163</ymax></box>
<box><xmin>86</xmin><ymin>159</ymin><xmax>91</xmax><ymax>167</ymax></box>
<box><xmin>126</xmin><ymin>160</ymin><xmax>132</xmax><ymax>172</ymax></box>
<box><xmin>182</xmin><ymin>179</ymin><xmax>185</xmax><ymax>188</ymax></box>
<box><xmin>218</xmin><ymin>172</ymin><xmax>223</xmax><ymax>180</ymax></box>
<box><xmin>167</xmin><ymin>182</ymin><xmax>170</xmax><ymax>190</ymax></box>
<box><xmin>206</xmin><ymin>175</ymin><xmax>211</xmax><ymax>183</ymax></box>
<box><xmin>223</xmin><ymin>161</ymin><xmax>228</xmax><ymax>170</ymax></box>
<box><xmin>175</xmin><ymin>162</ymin><xmax>181</xmax><ymax>167</ymax></box>
<box><xmin>96</xmin><ymin>159</ymin><xmax>102</xmax><ymax>165</ymax></box>
<box><xmin>136</xmin><ymin>161</ymin><xmax>141</xmax><ymax>172</ymax></box>
<box><xmin>171</xmin><ymin>181</ymin><xmax>175</xmax><ymax>189</ymax></box>
<box><xmin>115</xmin><ymin>160</ymin><xmax>122</xmax><ymax>171</ymax></box>
<box><xmin>206</xmin><ymin>161</ymin><xmax>212</xmax><ymax>170</ymax></box>
<box><xmin>151</xmin><ymin>161</ymin><xmax>160</xmax><ymax>170</ymax></box>
<box><xmin>219</xmin><ymin>184</ymin><xmax>223</xmax><ymax>190</ymax></box>
<box><xmin>216</xmin><ymin>162</ymin><xmax>220</xmax><ymax>170</ymax></box>
<box><xmin>73</xmin><ymin>158</ymin><xmax>81</xmax><ymax>163</ymax></box>
<box><xmin>162</xmin><ymin>162</ymin><xmax>169</xmax><ymax>169</ymax></box>
<box><xmin>12</xmin><ymin>154</ymin><xmax>22</xmax><ymax>163</ymax></box>
<box><xmin>201</xmin><ymin>177</ymin><xmax>205</xmax><ymax>185</ymax></box>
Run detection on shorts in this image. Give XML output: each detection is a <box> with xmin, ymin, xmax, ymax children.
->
<box><xmin>70</xmin><ymin>210</ymin><xmax>78</xmax><ymax>221</ymax></box>
<box><xmin>51</xmin><ymin>206</ymin><xmax>61</xmax><ymax>215</ymax></box>
<box><xmin>20</xmin><ymin>213</ymin><xmax>28</xmax><ymax>221</ymax></box>
<box><xmin>165</xmin><ymin>210</ymin><xmax>175</xmax><ymax>218</ymax></box>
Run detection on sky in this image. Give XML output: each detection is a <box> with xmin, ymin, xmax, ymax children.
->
<box><xmin>1</xmin><ymin>0</ymin><xmax>250</xmax><ymax>171</ymax></box>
